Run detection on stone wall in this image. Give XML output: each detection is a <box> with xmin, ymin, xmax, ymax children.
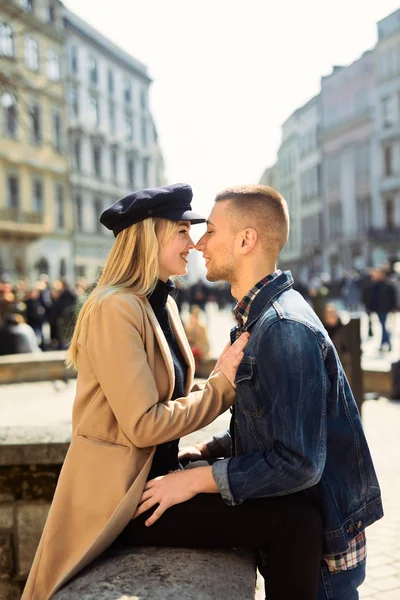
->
<box><xmin>0</xmin><ymin>427</ymin><xmax>69</xmax><ymax>599</ymax></box>
<box><xmin>0</xmin><ymin>352</ymin><xmax>77</xmax><ymax>385</ymax></box>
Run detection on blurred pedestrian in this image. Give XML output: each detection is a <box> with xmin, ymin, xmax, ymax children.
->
<box><xmin>0</xmin><ymin>313</ymin><xmax>41</xmax><ymax>355</ymax></box>
<box><xmin>189</xmin><ymin>279</ymin><xmax>209</xmax><ymax>311</ymax></box>
<box><xmin>368</xmin><ymin>268</ymin><xmax>397</xmax><ymax>352</ymax></box>
<box><xmin>184</xmin><ymin>305</ymin><xmax>210</xmax><ymax>368</ymax></box>
<box><xmin>25</xmin><ymin>288</ymin><xmax>46</xmax><ymax>348</ymax></box>
<box><xmin>49</xmin><ymin>279</ymin><xmax>78</xmax><ymax>349</ymax></box>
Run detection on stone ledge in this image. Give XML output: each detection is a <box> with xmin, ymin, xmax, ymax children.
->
<box><xmin>0</xmin><ymin>426</ymin><xmax>71</xmax><ymax>466</ymax></box>
<box><xmin>0</xmin><ymin>351</ymin><xmax>76</xmax><ymax>385</ymax></box>
<box><xmin>53</xmin><ymin>545</ymin><xmax>257</xmax><ymax>600</ymax></box>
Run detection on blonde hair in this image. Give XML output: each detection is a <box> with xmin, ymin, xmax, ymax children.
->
<box><xmin>66</xmin><ymin>217</ymin><xmax>179</xmax><ymax>369</ymax></box>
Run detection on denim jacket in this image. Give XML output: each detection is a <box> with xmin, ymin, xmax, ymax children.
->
<box><xmin>212</xmin><ymin>271</ymin><xmax>383</xmax><ymax>555</ymax></box>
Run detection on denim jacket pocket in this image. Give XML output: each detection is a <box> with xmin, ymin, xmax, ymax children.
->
<box><xmin>235</xmin><ymin>360</ymin><xmax>266</xmax><ymax>419</ymax></box>
<box><xmin>235</xmin><ymin>360</ymin><xmax>255</xmax><ymax>384</ymax></box>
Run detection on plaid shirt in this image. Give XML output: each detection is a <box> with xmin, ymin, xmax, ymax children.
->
<box><xmin>233</xmin><ymin>273</ymin><xmax>367</xmax><ymax>572</ymax></box>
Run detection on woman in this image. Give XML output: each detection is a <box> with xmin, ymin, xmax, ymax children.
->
<box><xmin>22</xmin><ymin>183</ymin><xmax>246</xmax><ymax>600</ymax></box>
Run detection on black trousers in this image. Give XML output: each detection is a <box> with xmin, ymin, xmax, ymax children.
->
<box><xmin>120</xmin><ymin>492</ymin><xmax>323</xmax><ymax>600</ymax></box>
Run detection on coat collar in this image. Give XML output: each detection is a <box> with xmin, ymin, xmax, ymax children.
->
<box><xmin>142</xmin><ymin>296</ymin><xmax>195</xmax><ymax>400</ymax></box>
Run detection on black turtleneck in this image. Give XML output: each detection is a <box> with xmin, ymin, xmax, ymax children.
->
<box><xmin>147</xmin><ymin>279</ymin><xmax>188</xmax><ymax>479</ymax></box>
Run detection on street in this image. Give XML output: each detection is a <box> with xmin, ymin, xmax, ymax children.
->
<box><xmin>1</xmin><ymin>304</ymin><xmax>400</xmax><ymax>597</ymax></box>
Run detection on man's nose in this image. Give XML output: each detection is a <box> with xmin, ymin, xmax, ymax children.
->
<box><xmin>196</xmin><ymin>235</ymin><xmax>205</xmax><ymax>251</ymax></box>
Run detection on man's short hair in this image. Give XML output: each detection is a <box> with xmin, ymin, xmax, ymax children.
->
<box><xmin>215</xmin><ymin>185</ymin><xmax>290</xmax><ymax>254</ymax></box>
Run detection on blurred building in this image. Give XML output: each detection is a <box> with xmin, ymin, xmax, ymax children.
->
<box><xmin>296</xmin><ymin>95</ymin><xmax>322</xmax><ymax>281</ymax></box>
<box><xmin>0</xmin><ymin>0</ymin><xmax>73</xmax><ymax>283</ymax></box>
<box><xmin>371</xmin><ymin>9</ymin><xmax>400</xmax><ymax>266</ymax></box>
<box><xmin>261</xmin><ymin>7</ymin><xmax>400</xmax><ymax>280</ymax></box>
<box><xmin>320</xmin><ymin>51</ymin><xmax>375</xmax><ymax>278</ymax></box>
<box><xmin>64</xmin><ymin>10</ymin><xmax>165</xmax><ymax>283</ymax></box>
<box><xmin>259</xmin><ymin>163</ymin><xmax>278</xmax><ymax>188</ymax></box>
<box><xmin>275</xmin><ymin>95</ymin><xmax>322</xmax><ymax>281</ymax></box>
<box><xmin>277</xmin><ymin>109</ymin><xmax>301</xmax><ymax>274</ymax></box>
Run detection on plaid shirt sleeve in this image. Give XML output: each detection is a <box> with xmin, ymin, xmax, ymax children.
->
<box><xmin>324</xmin><ymin>532</ymin><xmax>367</xmax><ymax>572</ymax></box>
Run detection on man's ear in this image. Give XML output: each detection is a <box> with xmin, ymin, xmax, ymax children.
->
<box><xmin>239</xmin><ymin>228</ymin><xmax>258</xmax><ymax>254</ymax></box>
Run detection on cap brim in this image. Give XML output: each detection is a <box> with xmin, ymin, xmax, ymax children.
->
<box><xmin>164</xmin><ymin>208</ymin><xmax>206</xmax><ymax>224</ymax></box>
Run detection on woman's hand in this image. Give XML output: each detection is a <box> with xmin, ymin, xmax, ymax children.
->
<box><xmin>133</xmin><ymin>467</ymin><xmax>216</xmax><ymax>526</ymax></box>
<box><xmin>213</xmin><ymin>332</ymin><xmax>249</xmax><ymax>387</ymax></box>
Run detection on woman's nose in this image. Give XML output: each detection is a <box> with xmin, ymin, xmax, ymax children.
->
<box><xmin>187</xmin><ymin>236</ymin><xmax>195</xmax><ymax>249</ymax></box>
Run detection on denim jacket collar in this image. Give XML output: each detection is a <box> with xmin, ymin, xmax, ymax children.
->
<box><xmin>244</xmin><ymin>270</ymin><xmax>294</xmax><ymax>331</ymax></box>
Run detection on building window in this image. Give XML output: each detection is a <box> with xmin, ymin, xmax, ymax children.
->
<box><xmin>75</xmin><ymin>194</ymin><xmax>83</xmax><ymax>231</ymax></box>
<box><xmin>0</xmin><ymin>22</ymin><xmax>14</xmax><ymax>57</ymax></box>
<box><xmin>354</xmin><ymin>143</ymin><xmax>370</xmax><ymax>183</ymax></box>
<box><xmin>385</xmin><ymin>197</ymin><xmax>394</xmax><ymax>230</ymax></box>
<box><xmin>75</xmin><ymin>265</ymin><xmax>87</xmax><ymax>278</ymax></box>
<box><xmin>8</xmin><ymin>175</ymin><xmax>20</xmax><ymax>209</ymax></box>
<box><xmin>124</xmin><ymin>79</ymin><xmax>132</xmax><ymax>104</ymax></box>
<box><xmin>93</xmin><ymin>198</ymin><xmax>102</xmax><ymax>233</ymax></box>
<box><xmin>384</xmin><ymin>145</ymin><xmax>393</xmax><ymax>176</ymax></box>
<box><xmin>56</xmin><ymin>184</ymin><xmax>65</xmax><ymax>229</ymax></box>
<box><xmin>59</xmin><ymin>258</ymin><xmax>67</xmax><ymax>278</ymax></box>
<box><xmin>126</xmin><ymin>156</ymin><xmax>134</xmax><ymax>187</ymax></box>
<box><xmin>382</xmin><ymin>96</ymin><xmax>395</xmax><ymax>127</ymax></box>
<box><xmin>89</xmin><ymin>93</ymin><xmax>100</xmax><ymax>127</ymax></box>
<box><xmin>70</xmin><ymin>85</ymin><xmax>79</xmax><ymax>117</ymax></box>
<box><xmin>88</xmin><ymin>56</ymin><xmax>98</xmax><ymax>85</ymax></box>
<box><xmin>29</xmin><ymin>104</ymin><xmax>41</xmax><ymax>144</ymax></box>
<box><xmin>141</xmin><ymin>118</ymin><xmax>147</xmax><ymax>148</ymax></box>
<box><xmin>47</xmin><ymin>49</ymin><xmax>60</xmax><ymax>81</ymax></box>
<box><xmin>21</xmin><ymin>0</ymin><xmax>34</xmax><ymax>13</ymax></box>
<box><xmin>92</xmin><ymin>144</ymin><xmax>102</xmax><ymax>178</ymax></box>
<box><xmin>143</xmin><ymin>158</ymin><xmax>149</xmax><ymax>187</ymax></box>
<box><xmin>326</xmin><ymin>154</ymin><xmax>340</xmax><ymax>191</ymax></box>
<box><xmin>32</xmin><ymin>179</ymin><xmax>43</xmax><ymax>213</ymax></box>
<box><xmin>47</xmin><ymin>2</ymin><xmax>56</xmax><ymax>24</ymax></box>
<box><xmin>73</xmin><ymin>139</ymin><xmax>81</xmax><ymax>170</ymax></box>
<box><xmin>108</xmin><ymin>69</ymin><xmax>114</xmax><ymax>94</ymax></box>
<box><xmin>25</xmin><ymin>36</ymin><xmax>39</xmax><ymax>71</ymax></box>
<box><xmin>70</xmin><ymin>45</ymin><xmax>78</xmax><ymax>74</ymax></box>
<box><xmin>140</xmin><ymin>89</ymin><xmax>147</xmax><ymax>111</ymax></box>
<box><xmin>111</xmin><ymin>146</ymin><xmax>118</xmax><ymax>183</ymax></box>
<box><xmin>328</xmin><ymin>203</ymin><xmax>342</xmax><ymax>239</ymax></box>
<box><xmin>109</xmin><ymin>101</ymin><xmax>116</xmax><ymax>134</ymax></box>
<box><xmin>125</xmin><ymin>114</ymin><xmax>133</xmax><ymax>141</ymax></box>
<box><xmin>3</xmin><ymin>92</ymin><xmax>18</xmax><ymax>138</ymax></box>
<box><xmin>52</xmin><ymin>112</ymin><xmax>62</xmax><ymax>152</ymax></box>
<box><xmin>356</xmin><ymin>196</ymin><xmax>370</xmax><ymax>234</ymax></box>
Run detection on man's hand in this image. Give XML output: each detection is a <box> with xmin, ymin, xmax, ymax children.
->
<box><xmin>133</xmin><ymin>466</ymin><xmax>217</xmax><ymax>526</ymax></box>
<box><xmin>178</xmin><ymin>442</ymin><xmax>210</xmax><ymax>462</ymax></box>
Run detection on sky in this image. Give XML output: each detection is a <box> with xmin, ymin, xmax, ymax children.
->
<box><xmin>64</xmin><ymin>0</ymin><xmax>400</xmax><ymax>220</ymax></box>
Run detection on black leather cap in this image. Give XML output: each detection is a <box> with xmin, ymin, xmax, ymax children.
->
<box><xmin>100</xmin><ymin>183</ymin><xmax>205</xmax><ymax>236</ymax></box>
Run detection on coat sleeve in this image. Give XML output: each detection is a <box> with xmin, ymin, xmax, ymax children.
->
<box><xmin>84</xmin><ymin>294</ymin><xmax>235</xmax><ymax>448</ymax></box>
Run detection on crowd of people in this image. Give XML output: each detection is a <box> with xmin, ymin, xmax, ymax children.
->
<box><xmin>0</xmin><ymin>265</ymin><xmax>399</xmax><ymax>358</ymax></box>
<box><xmin>0</xmin><ymin>276</ymin><xmax>83</xmax><ymax>355</ymax></box>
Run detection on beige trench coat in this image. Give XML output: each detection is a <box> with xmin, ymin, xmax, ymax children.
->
<box><xmin>22</xmin><ymin>292</ymin><xmax>234</xmax><ymax>600</ymax></box>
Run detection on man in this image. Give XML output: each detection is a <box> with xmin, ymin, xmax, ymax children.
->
<box><xmin>134</xmin><ymin>185</ymin><xmax>383</xmax><ymax>599</ymax></box>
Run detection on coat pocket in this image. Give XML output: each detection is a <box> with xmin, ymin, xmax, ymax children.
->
<box><xmin>77</xmin><ymin>432</ymin><xmax>130</xmax><ymax>451</ymax></box>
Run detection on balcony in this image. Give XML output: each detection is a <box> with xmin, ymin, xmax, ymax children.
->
<box><xmin>0</xmin><ymin>207</ymin><xmax>45</xmax><ymax>237</ymax></box>
<box><xmin>380</xmin><ymin>174</ymin><xmax>400</xmax><ymax>193</ymax></box>
<box><xmin>368</xmin><ymin>226</ymin><xmax>400</xmax><ymax>243</ymax></box>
